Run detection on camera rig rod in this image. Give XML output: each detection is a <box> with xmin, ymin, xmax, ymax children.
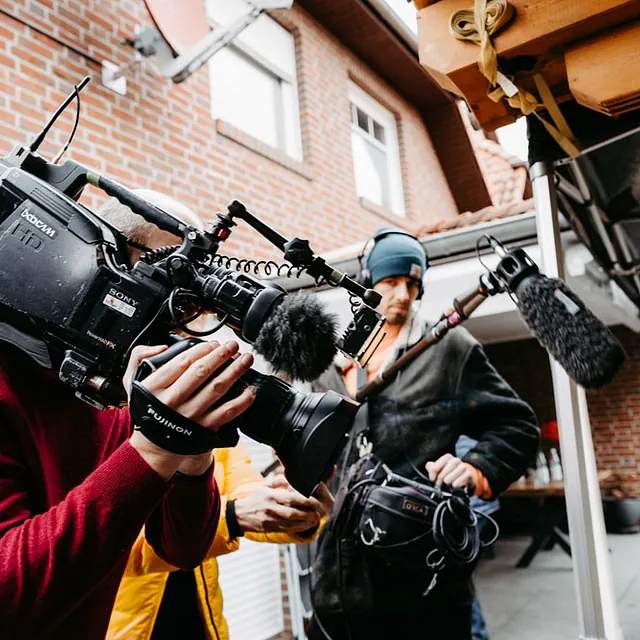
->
<box><xmin>223</xmin><ymin>200</ymin><xmax>382</xmax><ymax>308</ymax></box>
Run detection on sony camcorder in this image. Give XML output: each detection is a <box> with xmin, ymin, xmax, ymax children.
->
<box><xmin>0</xmin><ymin>78</ymin><xmax>385</xmax><ymax>495</ymax></box>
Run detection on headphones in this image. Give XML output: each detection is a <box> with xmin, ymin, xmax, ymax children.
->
<box><xmin>356</xmin><ymin>228</ymin><xmax>428</xmax><ymax>300</ymax></box>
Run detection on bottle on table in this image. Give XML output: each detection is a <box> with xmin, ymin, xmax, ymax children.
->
<box><xmin>536</xmin><ymin>451</ymin><xmax>550</xmax><ymax>486</ymax></box>
<box><xmin>549</xmin><ymin>447</ymin><xmax>563</xmax><ymax>483</ymax></box>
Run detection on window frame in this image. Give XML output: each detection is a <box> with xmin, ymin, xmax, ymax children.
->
<box><xmin>208</xmin><ymin>8</ymin><xmax>303</xmax><ymax>161</ymax></box>
<box><xmin>348</xmin><ymin>82</ymin><xmax>405</xmax><ymax>217</ymax></box>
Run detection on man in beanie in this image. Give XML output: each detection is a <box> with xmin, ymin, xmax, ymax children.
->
<box><xmin>307</xmin><ymin>228</ymin><xmax>539</xmax><ymax>640</ymax></box>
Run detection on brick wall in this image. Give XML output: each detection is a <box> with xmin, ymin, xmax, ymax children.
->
<box><xmin>0</xmin><ymin>0</ymin><xmax>458</xmax><ymax>264</ymax></box>
<box><xmin>484</xmin><ymin>327</ymin><xmax>640</xmax><ymax>483</ymax></box>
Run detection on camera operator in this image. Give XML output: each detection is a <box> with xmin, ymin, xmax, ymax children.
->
<box><xmin>100</xmin><ymin>191</ymin><xmax>333</xmax><ymax>640</ymax></box>
<box><xmin>307</xmin><ymin>228</ymin><xmax>540</xmax><ymax>640</ymax></box>
<box><xmin>0</xmin><ymin>207</ymin><xmax>257</xmax><ymax>638</ymax></box>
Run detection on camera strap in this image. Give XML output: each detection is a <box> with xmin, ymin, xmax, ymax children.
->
<box><xmin>130</xmin><ymin>380</ymin><xmax>236</xmax><ymax>455</ymax></box>
<box><xmin>354</xmin><ymin>366</ymin><xmax>372</xmax><ymax>458</ymax></box>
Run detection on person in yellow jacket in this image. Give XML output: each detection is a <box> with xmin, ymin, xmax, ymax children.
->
<box><xmin>107</xmin><ymin>441</ymin><xmax>331</xmax><ymax>640</ymax></box>
<box><xmin>98</xmin><ymin>190</ymin><xmax>332</xmax><ymax>640</ymax></box>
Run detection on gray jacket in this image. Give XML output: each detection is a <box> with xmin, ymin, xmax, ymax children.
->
<box><xmin>314</xmin><ymin>323</ymin><xmax>538</xmax><ymax>495</ymax></box>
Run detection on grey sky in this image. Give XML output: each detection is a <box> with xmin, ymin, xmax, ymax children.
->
<box><xmin>382</xmin><ymin>0</ymin><xmax>418</xmax><ymax>33</ymax></box>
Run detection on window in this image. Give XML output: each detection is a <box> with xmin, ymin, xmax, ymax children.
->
<box><xmin>349</xmin><ymin>83</ymin><xmax>405</xmax><ymax>216</ymax></box>
<box><xmin>207</xmin><ymin>0</ymin><xmax>303</xmax><ymax>160</ymax></box>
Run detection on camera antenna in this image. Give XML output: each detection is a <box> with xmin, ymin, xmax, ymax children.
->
<box><xmin>52</xmin><ymin>79</ymin><xmax>85</xmax><ymax>164</ymax></box>
<box><xmin>28</xmin><ymin>75</ymin><xmax>91</xmax><ymax>154</ymax></box>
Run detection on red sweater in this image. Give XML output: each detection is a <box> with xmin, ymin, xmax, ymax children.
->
<box><xmin>0</xmin><ymin>346</ymin><xmax>221</xmax><ymax>639</ymax></box>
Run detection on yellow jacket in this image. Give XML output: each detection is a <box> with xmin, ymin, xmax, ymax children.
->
<box><xmin>107</xmin><ymin>443</ymin><xmax>319</xmax><ymax>640</ymax></box>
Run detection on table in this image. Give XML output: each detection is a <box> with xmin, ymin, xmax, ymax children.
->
<box><xmin>502</xmin><ymin>471</ymin><xmax>613</xmax><ymax>568</ymax></box>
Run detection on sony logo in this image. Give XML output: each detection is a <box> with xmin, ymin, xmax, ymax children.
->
<box><xmin>108</xmin><ymin>288</ymin><xmax>138</xmax><ymax>307</ymax></box>
<box><xmin>20</xmin><ymin>209</ymin><xmax>57</xmax><ymax>238</ymax></box>
<box><xmin>147</xmin><ymin>407</ymin><xmax>193</xmax><ymax>436</ymax></box>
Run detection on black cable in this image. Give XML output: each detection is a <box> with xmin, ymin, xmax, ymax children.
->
<box><xmin>432</xmin><ymin>499</ymin><xmax>479</xmax><ymax>566</ymax></box>
<box><xmin>476</xmin><ymin>511</ymin><xmax>500</xmax><ymax>547</ymax></box>
<box><xmin>167</xmin><ymin>289</ymin><xmax>229</xmax><ymax>337</ymax></box>
<box><xmin>123</xmin><ymin>298</ymin><xmax>170</xmax><ymax>365</ymax></box>
<box><xmin>140</xmin><ymin>244</ymin><xmax>180</xmax><ymax>264</ymax></box>
<box><xmin>182</xmin><ymin>313</ymin><xmax>229</xmax><ymax>337</ymax></box>
<box><xmin>199</xmin><ymin>565</ymin><xmax>221</xmax><ymax>640</ymax></box>
<box><xmin>211</xmin><ymin>254</ymin><xmax>306</xmax><ymax>279</ymax></box>
<box><xmin>475</xmin><ymin>234</ymin><xmax>516</xmax><ymax>304</ymax></box>
<box><xmin>475</xmin><ymin>234</ymin><xmax>494</xmax><ymax>273</ymax></box>
<box><xmin>28</xmin><ymin>75</ymin><xmax>90</xmax><ymax>154</ymax></box>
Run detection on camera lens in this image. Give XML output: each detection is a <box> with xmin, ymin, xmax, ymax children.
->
<box><xmin>227</xmin><ymin>371</ymin><xmax>359</xmax><ymax>496</ymax></box>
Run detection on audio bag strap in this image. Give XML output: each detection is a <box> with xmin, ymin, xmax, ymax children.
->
<box><xmin>130</xmin><ymin>381</ymin><xmax>238</xmax><ymax>454</ymax></box>
<box><xmin>353</xmin><ymin>366</ymin><xmax>372</xmax><ymax>457</ymax></box>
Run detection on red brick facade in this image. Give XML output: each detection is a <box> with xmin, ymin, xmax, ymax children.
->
<box><xmin>0</xmin><ymin>0</ymin><xmax>458</xmax><ymax>264</ymax></box>
<box><xmin>485</xmin><ymin>327</ymin><xmax>640</xmax><ymax>492</ymax></box>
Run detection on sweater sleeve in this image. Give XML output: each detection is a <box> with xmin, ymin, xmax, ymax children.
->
<box><xmin>144</xmin><ymin>463</ymin><xmax>220</xmax><ymax>570</ymax></box>
<box><xmin>456</xmin><ymin>343</ymin><xmax>540</xmax><ymax>496</ymax></box>
<box><xmin>0</xmin><ymin>439</ymin><xmax>172</xmax><ymax>638</ymax></box>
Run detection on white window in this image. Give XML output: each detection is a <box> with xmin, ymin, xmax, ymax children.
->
<box><xmin>349</xmin><ymin>83</ymin><xmax>405</xmax><ymax>216</ymax></box>
<box><xmin>207</xmin><ymin>0</ymin><xmax>303</xmax><ymax>160</ymax></box>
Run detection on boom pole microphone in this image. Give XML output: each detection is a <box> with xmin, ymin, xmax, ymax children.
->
<box><xmin>489</xmin><ymin>238</ymin><xmax>625</xmax><ymax>388</ymax></box>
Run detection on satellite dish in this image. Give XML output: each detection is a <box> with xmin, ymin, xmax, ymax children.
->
<box><xmin>142</xmin><ymin>0</ymin><xmax>209</xmax><ymax>56</ymax></box>
<box><xmin>130</xmin><ymin>0</ymin><xmax>293</xmax><ymax>83</ymax></box>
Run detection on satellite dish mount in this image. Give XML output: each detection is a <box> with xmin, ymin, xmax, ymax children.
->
<box><xmin>127</xmin><ymin>0</ymin><xmax>293</xmax><ymax>85</ymax></box>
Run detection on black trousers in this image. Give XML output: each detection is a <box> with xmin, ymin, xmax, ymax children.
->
<box><xmin>306</xmin><ymin>605</ymin><xmax>472</xmax><ymax>640</ymax></box>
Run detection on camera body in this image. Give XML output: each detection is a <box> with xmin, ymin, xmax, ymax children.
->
<box><xmin>0</xmin><ymin>158</ymin><xmax>362</xmax><ymax>494</ymax></box>
<box><xmin>0</xmin><ymin>79</ymin><xmax>387</xmax><ymax>495</ymax></box>
<box><xmin>0</xmin><ymin>160</ymin><xmax>169</xmax><ymax>406</ymax></box>
<box><xmin>0</xmin><ymin>154</ymin><xmax>298</xmax><ymax>409</ymax></box>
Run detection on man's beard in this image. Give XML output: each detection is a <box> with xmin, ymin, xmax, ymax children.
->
<box><xmin>386</xmin><ymin>308</ymin><xmax>409</xmax><ymax>326</ymax></box>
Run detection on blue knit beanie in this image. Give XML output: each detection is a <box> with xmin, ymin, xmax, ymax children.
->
<box><xmin>365</xmin><ymin>227</ymin><xmax>428</xmax><ymax>286</ymax></box>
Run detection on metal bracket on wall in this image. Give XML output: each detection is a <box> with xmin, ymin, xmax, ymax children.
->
<box><xmin>101</xmin><ymin>25</ymin><xmax>146</xmax><ymax>96</ymax></box>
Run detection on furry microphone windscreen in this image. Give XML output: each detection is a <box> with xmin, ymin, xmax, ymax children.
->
<box><xmin>253</xmin><ymin>293</ymin><xmax>340</xmax><ymax>382</ymax></box>
<box><xmin>516</xmin><ymin>275</ymin><xmax>625</xmax><ymax>388</ymax></box>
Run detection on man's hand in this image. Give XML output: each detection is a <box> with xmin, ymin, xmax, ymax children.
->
<box><xmin>234</xmin><ymin>474</ymin><xmax>332</xmax><ymax>534</ymax></box>
<box><xmin>126</xmin><ymin>341</ymin><xmax>256</xmax><ymax>480</ymax></box>
<box><xmin>426</xmin><ymin>454</ymin><xmax>477</xmax><ymax>491</ymax></box>
<box><xmin>267</xmin><ymin>473</ymin><xmax>334</xmax><ymax>518</ymax></box>
<box><xmin>312</xmin><ymin>481</ymin><xmax>335</xmax><ymax>517</ymax></box>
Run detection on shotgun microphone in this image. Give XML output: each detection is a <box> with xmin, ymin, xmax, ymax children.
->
<box><xmin>491</xmin><ymin>241</ymin><xmax>625</xmax><ymax>388</ymax></box>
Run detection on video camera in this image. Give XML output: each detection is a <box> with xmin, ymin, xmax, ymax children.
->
<box><xmin>0</xmin><ymin>78</ymin><xmax>385</xmax><ymax>496</ymax></box>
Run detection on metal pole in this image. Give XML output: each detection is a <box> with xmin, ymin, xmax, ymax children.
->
<box><xmin>530</xmin><ymin>161</ymin><xmax>621</xmax><ymax>640</ymax></box>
